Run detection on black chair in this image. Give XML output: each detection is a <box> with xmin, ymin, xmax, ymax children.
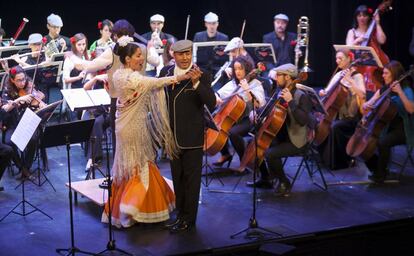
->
<box><xmin>391</xmin><ymin>145</ymin><xmax>414</xmax><ymax>180</ymax></box>
<box><xmin>285</xmin><ymin>142</ymin><xmax>328</xmax><ymax>192</ymax></box>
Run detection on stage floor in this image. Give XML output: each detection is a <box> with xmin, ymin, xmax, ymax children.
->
<box><xmin>0</xmin><ymin>143</ymin><xmax>413</xmax><ymax>255</ymax></box>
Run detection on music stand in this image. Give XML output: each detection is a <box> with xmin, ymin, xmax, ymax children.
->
<box><xmin>29</xmin><ymin>100</ymin><xmax>63</xmax><ymax>190</ymax></box>
<box><xmin>333</xmin><ymin>45</ymin><xmax>383</xmax><ymax>68</ymax></box>
<box><xmin>230</xmin><ymin>93</ymin><xmax>281</xmax><ymax>240</ymax></box>
<box><xmin>0</xmin><ymin>108</ymin><xmax>53</xmax><ymax>222</ymax></box>
<box><xmin>202</xmin><ymin>105</ymin><xmax>224</xmax><ymax>188</ymax></box>
<box><xmin>42</xmin><ymin>119</ymin><xmax>95</xmax><ymax>256</ymax></box>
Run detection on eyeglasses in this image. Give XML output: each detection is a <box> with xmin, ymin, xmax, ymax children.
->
<box><xmin>14</xmin><ymin>77</ymin><xmax>27</xmax><ymax>83</ymax></box>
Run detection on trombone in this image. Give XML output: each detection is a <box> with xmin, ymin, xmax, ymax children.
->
<box><xmin>295</xmin><ymin>16</ymin><xmax>312</xmax><ymax>72</ymax></box>
<box><xmin>0</xmin><ymin>50</ymin><xmax>45</xmax><ymax>62</ymax></box>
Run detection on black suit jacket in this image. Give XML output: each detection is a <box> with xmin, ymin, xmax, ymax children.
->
<box><xmin>263</xmin><ymin>31</ymin><xmax>296</xmax><ymax>67</ymax></box>
<box><xmin>159</xmin><ymin>65</ymin><xmax>216</xmax><ymax>149</ymax></box>
<box><xmin>141</xmin><ymin>31</ymin><xmax>177</xmax><ymax>43</ymax></box>
<box><xmin>193</xmin><ymin>31</ymin><xmax>229</xmax><ymax>42</ymax></box>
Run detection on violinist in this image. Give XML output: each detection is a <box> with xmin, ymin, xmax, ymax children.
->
<box><xmin>258</xmin><ymin>64</ymin><xmax>315</xmax><ymax>196</ymax></box>
<box><xmin>213</xmin><ymin>56</ymin><xmax>265</xmax><ymax>168</ymax></box>
<box><xmin>1</xmin><ymin>65</ymin><xmax>46</xmax><ymax>179</ymax></box>
<box><xmin>364</xmin><ymin>61</ymin><xmax>414</xmax><ymax>183</ymax></box>
<box><xmin>318</xmin><ymin>49</ymin><xmax>366</xmax><ymax>170</ymax></box>
<box><xmin>63</xmin><ymin>33</ymin><xmax>90</xmax><ymax>90</ymax></box>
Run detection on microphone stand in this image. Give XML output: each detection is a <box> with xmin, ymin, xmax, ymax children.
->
<box><xmin>230</xmin><ymin>92</ymin><xmax>281</xmax><ymax>240</ymax></box>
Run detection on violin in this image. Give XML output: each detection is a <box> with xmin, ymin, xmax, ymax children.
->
<box><xmin>238</xmin><ymin>72</ymin><xmax>308</xmax><ymax>172</ymax></box>
<box><xmin>346</xmin><ymin>67</ymin><xmax>414</xmax><ymax>160</ymax></box>
<box><xmin>17</xmin><ymin>84</ymin><xmax>45</xmax><ymax>110</ymax></box>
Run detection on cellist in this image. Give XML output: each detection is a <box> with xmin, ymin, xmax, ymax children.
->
<box><xmin>346</xmin><ymin>4</ymin><xmax>388</xmax><ymax>92</ymax></box>
<box><xmin>213</xmin><ymin>56</ymin><xmax>265</xmax><ymax>168</ymax></box>
<box><xmin>318</xmin><ymin>49</ymin><xmax>366</xmax><ymax>170</ymax></box>
<box><xmin>256</xmin><ymin>64</ymin><xmax>315</xmax><ymax>196</ymax></box>
<box><xmin>363</xmin><ymin>61</ymin><xmax>414</xmax><ymax>183</ymax></box>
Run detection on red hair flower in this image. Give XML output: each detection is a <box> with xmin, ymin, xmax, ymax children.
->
<box><xmin>70</xmin><ymin>36</ymin><xmax>76</xmax><ymax>44</ymax></box>
<box><xmin>257</xmin><ymin>62</ymin><xmax>266</xmax><ymax>72</ymax></box>
<box><xmin>367</xmin><ymin>8</ymin><xmax>373</xmax><ymax>14</ymax></box>
<box><xmin>90</xmin><ymin>51</ymin><xmax>97</xmax><ymax>59</ymax></box>
<box><xmin>42</xmin><ymin>37</ymin><xmax>48</xmax><ymax>44</ymax></box>
<box><xmin>10</xmin><ymin>67</ymin><xmax>17</xmax><ymax>75</ymax></box>
<box><xmin>162</xmin><ymin>39</ymin><xmax>167</xmax><ymax>46</ymax></box>
<box><xmin>98</xmin><ymin>21</ymin><xmax>103</xmax><ymax>30</ymax></box>
<box><xmin>290</xmin><ymin>40</ymin><xmax>297</xmax><ymax>47</ymax></box>
<box><xmin>348</xmin><ymin>51</ymin><xmax>355</xmax><ymax>61</ymax></box>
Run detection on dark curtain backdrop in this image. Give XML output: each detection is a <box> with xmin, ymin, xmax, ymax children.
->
<box><xmin>1</xmin><ymin>0</ymin><xmax>413</xmax><ymax>86</ymax></box>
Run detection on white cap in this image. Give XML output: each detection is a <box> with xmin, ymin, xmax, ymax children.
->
<box><xmin>274</xmin><ymin>13</ymin><xmax>289</xmax><ymax>22</ymax></box>
<box><xmin>150</xmin><ymin>14</ymin><xmax>165</xmax><ymax>23</ymax></box>
<box><xmin>224</xmin><ymin>37</ymin><xmax>244</xmax><ymax>52</ymax></box>
<box><xmin>28</xmin><ymin>33</ymin><xmax>43</xmax><ymax>44</ymax></box>
<box><xmin>47</xmin><ymin>13</ymin><xmax>63</xmax><ymax>27</ymax></box>
<box><xmin>204</xmin><ymin>12</ymin><xmax>218</xmax><ymax>23</ymax></box>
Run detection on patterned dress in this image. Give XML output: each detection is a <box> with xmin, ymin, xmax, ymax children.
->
<box><xmin>102</xmin><ymin>67</ymin><xmax>178</xmax><ymax>227</ymax></box>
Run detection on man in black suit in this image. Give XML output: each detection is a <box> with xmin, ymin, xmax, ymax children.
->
<box><xmin>159</xmin><ymin>40</ymin><xmax>216</xmax><ymax>233</ymax></box>
<box><xmin>193</xmin><ymin>12</ymin><xmax>229</xmax><ymax>77</ymax></box>
<box><xmin>263</xmin><ymin>13</ymin><xmax>297</xmax><ymax>67</ymax></box>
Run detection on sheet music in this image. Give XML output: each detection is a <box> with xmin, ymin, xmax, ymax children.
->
<box><xmin>11</xmin><ymin>108</ymin><xmax>41</xmax><ymax>151</ymax></box>
<box><xmin>61</xmin><ymin>88</ymin><xmax>95</xmax><ymax>111</ymax></box>
<box><xmin>87</xmin><ymin>89</ymin><xmax>110</xmax><ymax>106</ymax></box>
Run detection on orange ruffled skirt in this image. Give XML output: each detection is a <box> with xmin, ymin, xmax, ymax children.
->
<box><xmin>102</xmin><ymin>161</ymin><xmax>175</xmax><ymax>228</ymax></box>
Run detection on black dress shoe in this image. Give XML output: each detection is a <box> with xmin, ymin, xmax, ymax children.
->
<box><xmin>164</xmin><ymin>218</ymin><xmax>181</xmax><ymax>229</ymax></box>
<box><xmin>213</xmin><ymin>154</ymin><xmax>233</xmax><ymax>167</ymax></box>
<box><xmin>274</xmin><ymin>180</ymin><xmax>291</xmax><ymax>197</ymax></box>
<box><xmin>246</xmin><ymin>179</ymin><xmax>273</xmax><ymax>189</ymax></box>
<box><xmin>169</xmin><ymin>220</ymin><xmax>193</xmax><ymax>233</ymax></box>
<box><xmin>368</xmin><ymin>174</ymin><xmax>385</xmax><ymax>184</ymax></box>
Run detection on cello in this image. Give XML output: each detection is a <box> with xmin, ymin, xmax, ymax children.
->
<box><xmin>357</xmin><ymin>0</ymin><xmax>393</xmax><ymax>92</ymax></box>
<box><xmin>204</xmin><ymin>66</ymin><xmax>263</xmax><ymax>156</ymax></box>
<box><xmin>346</xmin><ymin>67</ymin><xmax>414</xmax><ymax>160</ymax></box>
<box><xmin>238</xmin><ymin>72</ymin><xmax>307</xmax><ymax>171</ymax></box>
<box><xmin>314</xmin><ymin>54</ymin><xmax>368</xmax><ymax>146</ymax></box>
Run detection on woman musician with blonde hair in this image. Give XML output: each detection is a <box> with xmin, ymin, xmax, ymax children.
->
<box><xmin>318</xmin><ymin>49</ymin><xmax>366</xmax><ymax>170</ymax></box>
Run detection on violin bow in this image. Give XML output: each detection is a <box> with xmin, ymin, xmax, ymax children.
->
<box><xmin>184</xmin><ymin>15</ymin><xmax>191</xmax><ymax>40</ymax></box>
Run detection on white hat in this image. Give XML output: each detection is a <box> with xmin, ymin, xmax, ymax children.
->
<box><xmin>47</xmin><ymin>13</ymin><xmax>63</xmax><ymax>27</ymax></box>
<box><xmin>28</xmin><ymin>33</ymin><xmax>42</xmax><ymax>44</ymax></box>
<box><xmin>273</xmin><ymin>63</ymin><xmax>298</xmax><ymax>78</ymax></box>
<box><xmin>274</xmin><ymin>13</ymin><xmax>289</xmax><ymax>22</ymax></box>
<box><xmin>204</xmin><ymin>12</ymin><xmax>218</xmax><ymax>23</ymax></box>
<box><xmin>150</xmin><ymin>14</ymin><xmax>165</xmax><ymax>23</ymax></box>
<box><xmin>224</xmin><ymin>37</ymin><xmax>244</xmax><ymax>52</ymax></box>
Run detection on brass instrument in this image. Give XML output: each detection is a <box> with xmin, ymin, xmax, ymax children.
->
<box><xmin>295</xmin><ymin>16</ymin><xmax>312</xmax><ymax>72</ymax></box>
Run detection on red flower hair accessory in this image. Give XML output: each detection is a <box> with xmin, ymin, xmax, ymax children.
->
<box><xmin>10</xmin><ymin>67</ymin><xmax>17</xmax><ymax>76</ymax></box>
<box><xmin>290</xmin><ymin>40</ymin><xmax>297</xmax><ymax>47</ymax></box>
<box><xmin>162</xmin><ymin>39</ymin><xmax>167</xmax><ymax>46</ymax></box>
<box><xmin>348</xmin><ymin>51</ymin><xmax>355</xmax><ymax>61</ymax></box>
<box><xmin>367</xmin><ymin>8</ymin><xmax>373</xmax><ymax>14</ymax></box>
<box><xmin>98</xmin><ymin>21</ymin><xmax>103</xmax><ymax>30</ymax></box>
<box><xmin>90</xmin><ymin>51</ymin><xmax>97</xmax><ymax>59</ymax></box>
<box><xmin>70</xmin><ymin>36</ymin><xmax>76</xmax><ymax>44</ymax></box>
<box><xmin>257</xmin><ymin>62</ymin><xmax>266</xmax><ymax>72</ymax></box>
<box><xmin>42</xmin><ymin>37</ymin><xmax>48</xmax><ymax>44</ymax></box>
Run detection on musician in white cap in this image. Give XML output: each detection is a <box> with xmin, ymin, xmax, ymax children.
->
<box><xmin>193</xmin><ymin>12</ymin><xmax>229</xmax><ymax>77</ymax></box>
<box><xmin>223</xmin><ymin>37</ymin><xmax>254</xmax><ymax>78</ymax></box>
<box><xmin>12</xmin><ymin>34</ymin><xmax>48</xmax><ymax>67</ymax></box>
<box><xmin>44</xmin><ymin>13</ymin><xmax>71</xmax><ymax>51</ymax></box>
<box><xmin>141</xmin><ymin>14</ymin><xmax>177</xmax><ymax>76</ymax></box>
<box><xmin>263</xmin><ymin>13</ymin><xmax>297</xmax><ymax>67</ymax></box>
